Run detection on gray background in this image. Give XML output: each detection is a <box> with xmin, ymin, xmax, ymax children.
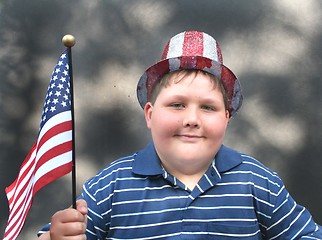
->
<box><xmin>1</xmin><ymin>0</ymin><xmax>322</xmax><ymax>239</ymax></box>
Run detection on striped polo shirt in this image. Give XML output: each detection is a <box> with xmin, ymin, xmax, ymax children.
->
<box><xmin>39</xmin><ymin>142</ymin><xmax>322</xmax><ymax>239</ymax></box>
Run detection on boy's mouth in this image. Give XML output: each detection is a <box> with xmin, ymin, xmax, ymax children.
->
<box><xmin>175</xmin><ymin>134</ymin><xmax>204</xmax><ymax>142</ymax></box>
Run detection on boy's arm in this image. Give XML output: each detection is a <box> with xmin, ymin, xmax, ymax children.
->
<box><xmin>265</xmin><ymin>185</ymin><xmax>322</xmax><ymax>239</ymax></box>
<box><xmin>37</xmin><ymin>199</ymin><xmax>88</xmax><ymax>239</ymax></box>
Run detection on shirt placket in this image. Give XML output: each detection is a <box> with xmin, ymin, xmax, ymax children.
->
<box><xmin>161</xmin><ymin>162</ymin><xmax>223</xmax><ymax>236</ymax></box>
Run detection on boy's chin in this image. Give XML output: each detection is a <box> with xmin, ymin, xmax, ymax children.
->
<box><xmin>172</xmin><ymin>154</ymin><xmax>214</xmax><ymax>168</ymax></box>
<box><xmin>174</xmin><ymin>145</ymin><xmax>217</xmax><ymax>159</ymax></box>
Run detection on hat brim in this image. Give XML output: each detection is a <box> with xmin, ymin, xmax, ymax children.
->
<box><xmin>137</xmin><ymin>56</ymin><xmax>242</xmax><ymax>117</ymax></box>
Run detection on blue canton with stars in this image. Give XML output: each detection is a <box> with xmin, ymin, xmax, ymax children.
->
<box><xmin>40</xmin><ymin>50</ymin><xmax>71</xmax><ymax>130</ymax></box>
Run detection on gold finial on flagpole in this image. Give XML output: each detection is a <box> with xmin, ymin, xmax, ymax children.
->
<box><xmin>62</xmin><ymin>34</ymin><xmax>76</xmax><ymax>47</ymax></box>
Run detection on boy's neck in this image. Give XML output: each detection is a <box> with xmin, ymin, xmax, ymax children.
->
<box><xmin>162</xmin><ymin>163</ymin><xmax>209</xmax><ymax>191</ymax></box>
<box><xmin>176</xmin><ymin>173</ymin><xmax>204</xmax><ymax>191</ymax></box>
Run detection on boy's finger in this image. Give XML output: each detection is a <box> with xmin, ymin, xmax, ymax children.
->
<box><xmin>52</xmin><ymin>208</ymin><xmax>84</xmax><ymax>223</ymax></box>
<box><xmin>76</xmin><ymin>199</ymin><xmax>88</xmax><ymax>215</ymax></box>
<box><xmin>50</xmin><ymin>209</ymin><xmax>86</xmax><ymax>239</ymax></box>
<box><xmin>50</xmin><ymin>221</ymin><xmax>86</xmax><ymax>240</ymax></box>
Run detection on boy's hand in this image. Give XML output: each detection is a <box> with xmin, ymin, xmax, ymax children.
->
<box><xmin>49</xmin><ymin>199</ymin><xmax>88</xmax><ymax>240</ymax></box>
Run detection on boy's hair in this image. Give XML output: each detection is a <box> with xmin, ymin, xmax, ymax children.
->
<box><xmin>150</xmin><ymin>69</ymin><xmax>229</xmax><ymax>112</ymax></box>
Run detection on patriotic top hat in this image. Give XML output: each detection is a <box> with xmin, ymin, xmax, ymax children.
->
<box><xmin>137</xmin><ymin>30</ymin><xmax>243</xmax><ymax>117</ymax></box>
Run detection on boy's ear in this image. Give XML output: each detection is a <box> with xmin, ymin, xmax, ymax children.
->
<box><xmin>144</xmin><ymin>102</ymin><xmax>153</xmax><ymax>129</ymax></box>
<box><xmin>225</xmin><ymin>110</ymin><xmax>230</xmax><ymax>125</ymax></box>
<box><xmin>226</xmin><ymin>110</ymin><xmax>230</xmax><ymax>120</ymax></box>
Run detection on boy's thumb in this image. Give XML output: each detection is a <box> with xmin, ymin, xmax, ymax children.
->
<box><xmin>76</xmin><ymin>199</ymin><xmax>88</xmax><ymax>215</ymax></box>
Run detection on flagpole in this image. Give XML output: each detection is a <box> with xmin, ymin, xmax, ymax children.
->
<box><xmin>62</xmin><ymin>34</ymin><xmax>77</xmax><ymax>209</ymax></box>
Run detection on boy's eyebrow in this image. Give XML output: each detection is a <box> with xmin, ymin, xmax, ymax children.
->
<box><xmin>166</xmin><ymin>94</ymin><xmax>223</xmax><ymax>104</ymax></box>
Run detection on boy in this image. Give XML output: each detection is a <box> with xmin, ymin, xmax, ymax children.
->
<box><xmin>38</xmin><ymin>31</ymin><xmax>322</xmax><ymax>239</ymax></box>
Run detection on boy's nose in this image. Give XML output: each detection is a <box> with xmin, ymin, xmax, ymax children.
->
<box><xmin>183</xmin><ymin>108</ymin><xmax>200</xmax><ymax>128</ymax></box>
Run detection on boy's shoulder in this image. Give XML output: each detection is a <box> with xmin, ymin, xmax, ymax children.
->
<box><xmin>84</xmin><ymin>142</ymin><xmax>161</xmax><ymax>189</ymax></box>
<box><xmin>84</xmin><ymin>152</ymin><xmax>138</xmax><ymax>189</ymax></box>
<box><xmin>220</xmin><ymin>145</ymin><xmax>283</xmax><ymax>186</ymax></box>
<box><xmin>240</xmin><ymin>152</ymin><xmax>280</xmax><ymax>179</ymax></box>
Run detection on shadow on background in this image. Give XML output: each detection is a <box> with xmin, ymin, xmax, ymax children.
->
<box><xmin>1</xmin><ymin>0</ymin><xmax>321</xmax><ymax>238</ymax></box>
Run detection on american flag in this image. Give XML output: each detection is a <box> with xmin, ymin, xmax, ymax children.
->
<box><xmin>4</xmin><ymin>49</ymin><xmax>74</xmax><ymax>240</ymax></box>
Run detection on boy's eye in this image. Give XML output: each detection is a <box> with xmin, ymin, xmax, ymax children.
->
<box><xmin>201</xmin><ymin>105</ymin><xmax>215</xmax><ymax>111</ymax></box>
<box><xmin>170</xmin><ymin>103</ymin><xmax>185</xmax><ymax>109</ymax></box>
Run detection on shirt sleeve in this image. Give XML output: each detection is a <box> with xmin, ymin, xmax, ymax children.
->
<box><xmin>81</xmin><ymin>180</ymin><xmax>109</xmax><ymax>239</ymax></box>
<box><xmin>264</xmin><ymin>180</ymin><xmax>322</xmax><ymax>239</ymax></box>
<box><xmin>37</xmin><ymin>223</ymin><xmax>50</xmax><ymax>237</ymax></box>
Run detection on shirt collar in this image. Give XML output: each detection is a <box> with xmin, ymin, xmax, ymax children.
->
<box><xmin>132</xmin><ymin>141</ymin><xmax>163</xmax><ymax>176</ymax></box>
<box><xmin>215</xmin><ymin>144</ymin><xmax>243</xmax><ymax>172</ymax></box>
<box><xmin>132</xmin><ymin>141</ymin><xmax>243</xmax><ymax>176</ymax></box>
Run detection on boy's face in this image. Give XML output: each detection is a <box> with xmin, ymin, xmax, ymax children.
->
<box><xmin>144</xmin><ymin>71</ymin><xmax>229</xmax><ymax>176</ymax></box>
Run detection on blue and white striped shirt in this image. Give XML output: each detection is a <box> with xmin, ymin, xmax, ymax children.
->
<box><xmin>39</xmin><ymin>142</ymin><xmax>322</xmax><ymax>239</ymax></box>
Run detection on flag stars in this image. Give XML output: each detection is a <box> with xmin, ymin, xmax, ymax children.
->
<box><xmin>50</xmin><ymin>106</ymin><xmax>56</xmax><ymax>112</ymax></box>
<box><xmin>39</xmin><ymin>50</ymin><xmax>71</xmax><ymax>128</ymax></box>
<box><xmin>55</xmin><ymin>91</ymin><xmax>61</xmax><ymax>97</ymax></box>
<box><xmin>60</xmin><ymin>76</ymin><xmax>66</xmax><ymax>82</ymax></box>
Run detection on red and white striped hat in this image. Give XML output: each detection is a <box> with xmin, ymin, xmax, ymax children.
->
<box><xmin>137</xmin><ymin>31</ymin><xmax>242</xmax><ymax>117</ymax></box>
